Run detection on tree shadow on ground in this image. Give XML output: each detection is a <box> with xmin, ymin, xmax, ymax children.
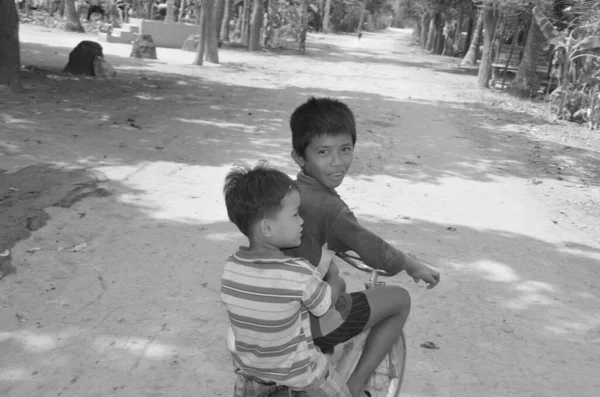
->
<box><xmin>0</xmin><ymin>164</ymin><xmax>106</xmax><ymax>277</ymax></box>
<box><xmin>3</xmin><ymin>40</ymin><xmax>600</xmax><ymax>189</ymax></box>
<box><xmin>432</xmin><ymin>65</ymin><xmax>479</xmax><ymax>77</ymax></box>
<box><xmin>1</xmin><ymin>169</ymin><xmax>599</xmax><ymax>396</ymax></box>
<box><xmin>2</xmin><ymin>31</ymin><xmax>600</xmax><ymax>397</ymax></box>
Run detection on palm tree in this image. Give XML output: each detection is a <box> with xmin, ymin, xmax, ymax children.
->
<box><xmin>220</xmin><ymin>0</ymin><xmax>233</xmax><ymax>41</ymax></box>
<box><xmin>476</xmin><ymin>3</ymin><xmax>499</xmax><ymax>88</ymax></box>
<box><xmin>248</xmin><ymin>0</ymin><xmax>264</xmax><ymax>51</ymax></box>
<box><xmin>215</xmin><ymin>0</ymin><xmax>226</xmax><ymax>38</ymax></box>
<box><xmin>64</xmin><ymin>0</ymin><xmax>85</xmax><ymax>32</ymax></box>
<box><xmin>204</xmin><ymin>0</ymin><xmax>219</xmax><ymax>62</ymax></box>
<box><xmin>420</xmin><ymin>11</ymin><xmax>430</xmax><ymax>49</ymax></box>
<box><xmin>194</xmin><ymin>0</ymin><xmax>208</xmax><ymax>65</ymax></box>
<box><xmin>0</xmin><ymin>0</ymin><xmax>23</xmax><ymax>92</ymax></box>
<box><xmin>461</xmin><ymin>8</ymin><xmax>483</xmax><ymax>66</ymax></box>
<box><xmin>323</xmin><ymin>0</ymin><xmax>332</xmax><ymax>32</ymax></box>
<box><xmin>357</xmin><ymin>0</ymin><xmax>368</xmax><ymax>32</ymax></box>
<box><xmin>512</xmin><ymin>12</ymin><xmax>544</xmax><ymax>93</ymax></box>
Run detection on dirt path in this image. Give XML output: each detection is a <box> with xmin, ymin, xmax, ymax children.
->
<box><xmin>1</xmin><ymin>25</ymin><xmax>600</xmax><ymax>397</ymax></box>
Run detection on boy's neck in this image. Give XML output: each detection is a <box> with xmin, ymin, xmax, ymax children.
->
<box><xmin>298</xmin><ymin>171</ymin><xmax>338</xmax><ymax>192</ymax></box>
<box><xmin>248</xmin><ymin>241</ymin><xmax>284</xmax><ymax>254</ymax></box>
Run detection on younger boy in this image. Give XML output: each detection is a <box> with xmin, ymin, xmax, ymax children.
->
<box><xmin>221</xmin><ymin>162</ymin><xmax>352</xmax><ymax>397</ymax></box>
<box><xmin>282</xmin><ymin>97</ymin><xmax>441</xmax><ymax>397</ymax></box>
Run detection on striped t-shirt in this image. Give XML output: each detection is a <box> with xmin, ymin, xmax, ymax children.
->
<box><xmin>221</xmin><ymin>247</ymin><xmax>332</xmax><ymax>389</ymax></box>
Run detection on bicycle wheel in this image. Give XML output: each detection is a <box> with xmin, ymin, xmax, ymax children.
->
<box><xmin>368</xmin><ymin>330</ymin><xmax>407</xmax><ymax>397</ymax></box>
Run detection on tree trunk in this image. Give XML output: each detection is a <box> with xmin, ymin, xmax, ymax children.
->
<box><xmin>420</xmin><ymin>12</ymin><xmax>430</xmax><ymax>49</ymax></box>
<box><xmin>513</xmin><ymin>14</ymin><xmax>543</xmax><ymax>92</ymax></box>
<box><xmin>432</xmin><ymin>15</ymin><xmax>444</xmax><ymax>55</ymax></box>
<box><xmin>263</xmin><ymin>0</ymin><xmax>275</xmax><ymax>46</ymax></box>
<box><xmin>453</xmin><ymin>8</ymin><xmax>463</xmax><ymax>53</ymax></box>
<box><xmin>299</xmin><ymin>0</ymin><xmax>308</xmax><ymax>47</ymax></box>
<box><xmin>146</xmin><ymin>0</ymin><xmax>153</xmax><ymax>19</ymax></box>
<box><xmin>464</xmin><ymin>14</ymin><xmax>474</xmax><ymax>52</ymax></box>
<box><xmin>461</xmin><ymin>8</ymin><xmax>483</xmax><ymax>66</ymax></box>
<box><xmin>425</xmin><ymin>12</ymin><xmax>437</xmax><ymax>52</ymax></box>
<box><xmin>64</xmin><ymin>0</ymin><xmax>84</xmax><ymax>32</ymax></box>
<box><xmin>233</xmin><ymin>5</ymin><xmax>242</xmax><ymax>41</ymax></box>
<box><xmin>248</xmin><ymin>0</ymin><xmax>263</xmax><ymax>50</ymax></box>
<box><xmin>477</xmin><ymin>4</ymin><xmax>498</xmax><ymax>88</ymax></box>
<box><xmin>214</xmin><ymin>0</ymin><xmax>225</xmax><ymax>38</ymax></box>
<box><xmin>323</xmin><ymin>0</ymin><xmax>332</xmax><ymax>33</ymax></box>
<box><xmin>205</xmin><ymin>0</ymin><xmax>219</xmax><ymax>62</ymax></box>
<box><xmin>220</xmin><ymin>0</ymin><xmax>232</xmax><ymax>41</ymax></box>
<box><xmin>193</xmin><ymin>0</ymin><xmax>207</xmax><ymax>65</ymax></box>
<box><xmin>413</xmin><ymin>19</ymin><xmax>421</xmax><ymax>43</ymax></box>
<box><xmin>241</xmin><ymin>0</ymin><xmax>249</xmax><ymax>45</ymax></box>
<box><xmin>357</xmin><ymin>1</ymin><xmax>367</xmax><ymax>32</ymax></box>
<box><xmin>0</xmin><ymin>0</ymin><xmax>23</xmax><ymax>92</ymax></box>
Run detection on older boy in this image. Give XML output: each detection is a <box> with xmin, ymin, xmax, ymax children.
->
<box><xmin>221</xmin><ymin>162</ymin><xmax>352</xmax><ymax>397</ymax></box>
<box><xmin>282</xmin><ymin>97</ymin><xmax>441</xmax><ymax>397</ymax></box>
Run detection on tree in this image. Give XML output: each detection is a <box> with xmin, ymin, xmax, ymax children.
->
<box><xmin>511</xmin><ymin>11</ymin><xmax>544</xmax><ymax>93</ymax></box>
<box><xmin>323</xmin><ymin>0</ymin><xmax>333</xmax><ymax>32</ymax></box>
<box><xmin>215</xmin><ymin>0</ymin><xmax>226</xmax><ymax>39</ymax></box>
<box><xmin>220</xmin><ymin>0</ymin><xmax>233</xmax><ymax>41</ymax></box>
<box><xmin>241</xmin><ymin>0</ymin><xmax>250</xmax><ymax>45</ymax></box>
<box><xmin>476</xmin><ymin>2</ymin><xmax>499</xmax><ymax>87</ymax></box>
<box><xmin>205</xmin><ymin>0</ymin><xmax>220</xmax><ymax>62</ymax></box>
<box><xmin>146</xmin><ymin>0</ymin><xmax>154</xmax><ymax>19</ymax></box>
<box><xmin>357</xmin><ymin>0</ymin><xmax>368</xmax><ymax>32</ymax></box>
<box><xmin>421</xmin><ymin>11</ymin><xmax>431</xmax><ymax>48</ymax></box>
<box><xmin>64</xmin><ymin>0</ymin><xmax>84</xmax><ymax>32</ymax></box>
<box><xmin>461</xmin><ymin>7</ymin><xmax>482</xmax><ymax>66</ymax></box>
<box><xmin>249</xmin><ymin>0</ymin><xmax>264</xmax><ymax>50</ymax></box>
<box><xmin>425</xmin><ymin>10</ymin><xmax>443</xmax><ymax>52</ymax></box>
<box><xmin>194</xmin><ymin>0</ymin><xmax>208</xmax><ymax>65</ymax></box>
<box><xmin>0</xmin><ymin>0</ymin><xmax>22</xmax><ymax>92</ymax></box>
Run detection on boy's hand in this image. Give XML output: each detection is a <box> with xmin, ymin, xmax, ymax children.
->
<box><xmin>405</xmin><ymin>256</ymin><xmax>440</xmax><ymax>289</ymax></box>
<box><xmin>408</xmin><ymin>266</ymin><xmax>440</xmax><ymax>289</ymax></box>
<box><xmin>317</xmin><ymin>243</ymin><xmax>335</xmax><ymax>277</ymax></box>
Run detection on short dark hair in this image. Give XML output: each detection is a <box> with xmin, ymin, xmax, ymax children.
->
<box><xmin>224</xmin><ymin>161</ymin><xmax>299</xmax><ymax>237</ymax></box>
<box><xmin>290</xmin><ymin>97</ymin><xmax>357</xmax><ymax>158</ymax></box>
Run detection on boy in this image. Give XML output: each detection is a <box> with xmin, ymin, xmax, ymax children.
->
<box><xmin>221</xmin><ymin>162</ymin><xmax>352</xmax><ymax>397</ymax></box>
<box><xmin>281</xmin><ymin>97</ymin><xmax>441</xmax><ymax>397</ymax></box>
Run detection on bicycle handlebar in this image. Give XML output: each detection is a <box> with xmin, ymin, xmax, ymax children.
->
<box><xmin>336</xmin><ymin>252</ymin><xmax>393</xmax><ymax>277</ymax></box>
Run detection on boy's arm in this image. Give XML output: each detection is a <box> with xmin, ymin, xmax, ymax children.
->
<box><xmin>316</xmin><ymin>246</ymin><xmax>344</xmax><ymax>306</ymax></box>
<box><xmin>329</xmin><ymin>208</ymin><xmax>440</xmax><ymax>288</ymax></box>
<box><xmin>301</xmin><ymin>261</ymin><xmax>334</xmax><ymax>317</ymax></box>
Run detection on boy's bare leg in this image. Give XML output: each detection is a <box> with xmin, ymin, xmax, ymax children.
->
<box><xmin>345</xmin><ymin>286</ymin><xmax>410</xmax><ymax>397</ymax></box>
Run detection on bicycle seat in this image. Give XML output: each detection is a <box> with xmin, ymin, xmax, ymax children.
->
<box><xmin>336</xmin><ymin>252</ymin><xmax>393</xmax><ymax>277</ymax></box>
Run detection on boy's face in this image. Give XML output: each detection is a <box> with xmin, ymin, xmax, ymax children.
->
<box><xmin>267</xmin><ymin>189</ymin><xmax>304</xmax><ymax>249</ymax></box>
<box><xmin>294</xmin><ymin>134</ymin><xmax>354</xmax><ymax>189</ymax></box>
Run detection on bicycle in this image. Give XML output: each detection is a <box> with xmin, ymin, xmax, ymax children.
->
<box><xmin>253</xmin><ymin>251</ymin><xmax>407</xmax><ymax>397</ymax></box>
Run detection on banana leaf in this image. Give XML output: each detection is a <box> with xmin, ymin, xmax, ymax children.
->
<box><xmin>532</xmin><ymin>5</ymin><xmax>560</xmax><ymax>45</ymax></box>
<box><xmin>573</xmin><ymin>36</ymin><xmax>600</xmax><ymax>51</ymax></box>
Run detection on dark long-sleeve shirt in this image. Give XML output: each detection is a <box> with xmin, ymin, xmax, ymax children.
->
<box><xmin>283</xmin><ymin>172</ymin><xmax>406</xmax><ymax>276</ymax></box>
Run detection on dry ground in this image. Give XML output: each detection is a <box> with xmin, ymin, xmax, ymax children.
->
<box><xmin>1</xmin><ymin>22</ymin><xmax>600</xmax><ymax>397</ymax></box>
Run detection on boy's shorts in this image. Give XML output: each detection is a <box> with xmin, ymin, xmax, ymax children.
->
<box><xmin>232</xmin><ymin>364</ymin><xmax>351</xmax><ymax>397</ymax></box>
<box><xmin>314</xmin><ymin>292</ymin><xmax>371</xmax><ymax>354</ymax></box>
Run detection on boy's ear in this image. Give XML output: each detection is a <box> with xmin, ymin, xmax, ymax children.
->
<box><xmin>258</xmin><ymin>218</ymin><xmax>273</xmax><ymax>238</ymax></box>
<box><xmin>291</xmin><ymin>150</ymin><xmax>305</xmax><ymax>168</ymax></box>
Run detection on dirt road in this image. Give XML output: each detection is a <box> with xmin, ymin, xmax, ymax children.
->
<box><xmin>1</xmin><ymin>24</ymin><xmax>600</xmax><ymax>397</ymax></box>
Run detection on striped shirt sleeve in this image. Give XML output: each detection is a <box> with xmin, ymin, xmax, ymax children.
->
<box><xmin>300</xmin><ymin>261</ymin><xmax>332</xmax><ymax>317</ymax></box>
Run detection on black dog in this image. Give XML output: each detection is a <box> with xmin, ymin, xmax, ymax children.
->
<box><xmin>87</xmin><ymin>4</ymin><xmax>106</xmax><ymax>20</ymax></box>
<box><xmin>358</xmin><ymin>32</ymin><xmax>363</xmax><ymax>40</ymax></box>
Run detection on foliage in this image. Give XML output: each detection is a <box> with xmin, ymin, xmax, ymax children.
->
<box><xmin>532</xmin><ymin>0</ymin><xmax>600</xmax><ymax>126</ymax></box>
<box><xmin>570</xmin><ymin>0</ymin><xmax>600</xmax><ymax>35</ymax></box>
<box><xmin>329</xmin><ymin>0</ymin><xmax>364</xmax><ymax>32</ymax></box>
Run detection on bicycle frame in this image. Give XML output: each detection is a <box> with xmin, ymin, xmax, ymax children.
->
<box><xmin>334</xmin><ymin>252</ymin><xmax>406</xmax><ymax>396</ymax></box>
